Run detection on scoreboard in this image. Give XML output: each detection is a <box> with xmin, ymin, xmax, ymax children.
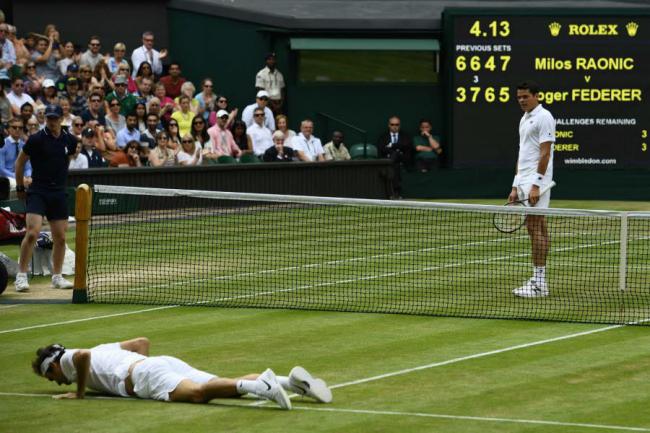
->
<box><xmin>444</xmin><ymin>9</ymin><xmax>650</xmax><ymax>169</ymax></box>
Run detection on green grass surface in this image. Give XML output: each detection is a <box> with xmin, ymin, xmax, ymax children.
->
<box><xmin>1</xmin><ymin>305</ymin><xmax>650</xmax><ymax>433</ymax></box>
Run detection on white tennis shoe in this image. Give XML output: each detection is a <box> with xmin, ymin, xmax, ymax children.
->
<box><xmin>289</xmin><ymin>366</ymin><xmax>333</xmax><ymax>403</ymax></box>
<box><xmin>52</xmin><ymin>274</ymin><xmax>73</xmax><ymax>290</ymax></box>
<box><xmin>15</xmin><ymin>272</ymin><xmax>29</xmax><ymax>292</ymax></box>
<box><xmin>256</xmin><ymin>369</ymin><xmax>292</xmax><ymax>410</ymax></box>
<box><xmin>513</xmin><ymin>278</ymin><xmax>549</xmax><ymax>298</ymax></box>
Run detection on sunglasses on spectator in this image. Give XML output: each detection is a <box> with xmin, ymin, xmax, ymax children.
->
<box><xmin>219</xmin><ymin>116</ymin><xmax>228</xmax><ymax>120</ymax></box>
<box><xmin>90</xmin><ymin>43</ymin><xmax>101</xmax><ymax>47</ymax></box>
<box><xmin>159</xmin><ymin>136</ymin><xmax>169</xmax><ymax>140</ymax></box>
<box><xmin>169</xmin><ymin>123</ymin><xmax>178</xmax><ymax>127</ymax></box>
<box><xmin>218</xmin><ymin>99</ymin><xmax>227</xmax><ymax>103</ymax></box>
<box><xmin>90</xmin><ymin>98</ymin><xmax>101</xmax><ymax>103</ymax></box>
<box><xmin>8</xmin><ymin>125</ymin><xmax>21</xmax><ymax>129</ymax></box>
<box><xmin>203</xmin><ymin>84</ymin><xmax>213</xmax><ymax>88</ymax></box>
<box><xmin>254</xmin><ymin>113</ymin><xmax>265</xmax><ymax>117</ymax></box>
<box><xmin>26</xmin><ymin>65</ymin><xmax>35</xmax><ymax>69</ymax></box>
<box><xmin>257</xmin><ymin>97</ymin><xmax>269</xmax><ymax>101</ymax></box>
<box><xmin>193</xmin><ymin>120</ymin><xmax>204</xmax><ymax>125</ymax></box>
<box><xmin>390</xmin><ymin>123</ymin><xmax>400</xmax><ymax>126</ymax></box>
<box><xmin>119</xmin><ymin>68</ymin><xmax>130</xmax><ymax>72</ymax></box>
<box><xmin>81</xmin><ymin>70</ymin><xmax>92</xmax><ymax>73</ymax></box>
<box><xmin>110</xmin><ymin>103</ymin><xmax>120</xmax><ymax>107</ymax></box>
<box><xmin>73</xmin><ymin>122</ymin><xmax>84</xmax><ymax>127</ymax></box>
<box><xmin>181</xmin><ymin>139</ymin><xmax>193</xmax><ymax>144</ymax></box>
<box><xmin>116</xmin><ymin>83</ymin><xmax>127</xmax><ymax>87</ymax></box>
<box><xmin>13</xmin><ymin>83</ymin><xmax>24</xmax><ymax>87</ymax></box>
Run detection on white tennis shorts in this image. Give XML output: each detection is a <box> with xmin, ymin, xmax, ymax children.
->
<box><xmin>517</xmin><ymin>182</ymin><xmax>551</xmax><ymax>209</ymax></box>
<box><xmin>131</xmin><ymin>356</ymin><xmax>217</xmax><ymax>401</ymax></box>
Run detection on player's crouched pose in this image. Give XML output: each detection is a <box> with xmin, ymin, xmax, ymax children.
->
<box><xmin>32</xmin><ymin>337</ymin><xmax>332</xmax><ymax>410</ymax></box>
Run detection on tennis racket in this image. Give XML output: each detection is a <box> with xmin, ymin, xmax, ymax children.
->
<box><xmin>493</xmin><ymin>181</ymin><xmax>556</xmax><ymax>234</ymax></box>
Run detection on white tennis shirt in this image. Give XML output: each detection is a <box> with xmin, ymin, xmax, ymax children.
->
<box><xmin>516</xmin><ymin>103</ymin><xmax>555</xmax><ymax>185</ymax></box>
<box><xmin>60</xmin><ymin>343</ymin><xmax>146</xmax><ymax>397</ymax></box>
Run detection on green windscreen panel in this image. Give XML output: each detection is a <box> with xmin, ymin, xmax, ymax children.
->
<box><xmin>291</xmin><ymin>38</ymin><xmax>440</xmax><ymax>84</ymax></box>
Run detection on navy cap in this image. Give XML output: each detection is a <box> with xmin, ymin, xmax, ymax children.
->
<box><xmin>67</xmin><ymin>63</ymin><xmax>80</xmax><ymax>72</ymax></box>
<box><xmin>265</xmin><ymin>52</ymin><xmax>276</xmax><ymax>60</ymax></box>
<box><xmin>44</xmin><ymin>104</ymin><xmax>63</xmax><ymax>118</ymax></box>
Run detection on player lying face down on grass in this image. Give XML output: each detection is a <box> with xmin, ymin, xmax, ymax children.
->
<box><xmin>32</xmin><ymin>337</ymin><xmax>332</xmax><ymax>410</ymax></box>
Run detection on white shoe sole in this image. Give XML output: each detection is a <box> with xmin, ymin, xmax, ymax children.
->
<box><xmin>289</xmin><ymin>366</ymin><xmax>333</xmax><ymax>403</ymax></box>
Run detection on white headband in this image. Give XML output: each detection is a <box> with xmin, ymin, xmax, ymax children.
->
<box><xmin>40</xmin><ymin>345</ymin><xmax>65</xmax><ymax>375</ymax></box>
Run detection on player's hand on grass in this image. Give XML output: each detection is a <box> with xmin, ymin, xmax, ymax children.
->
<box><xmin>53</xmin><ymin>392</ymin><xmax>79</xmax><ymax>400</ymax></box>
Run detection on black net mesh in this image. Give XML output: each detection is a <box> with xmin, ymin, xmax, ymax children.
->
<box><xmin>86</xmin><ymin>186</ymin><xmax>650</xmax><ymax>325</ymax></box>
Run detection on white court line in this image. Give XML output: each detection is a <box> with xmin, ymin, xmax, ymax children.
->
<box><xmin>0</xmin><ymin>304</ymin><xmax>21</xmax><ymax>309</ymax></box>
<box><xmin>0</xmin><ymin>305</ymin><xmax>176</xmax><ymax>335</ymax></box>
<box><xmin>249</xmin><ymin>322</ymin><xmax>623</xmax><ymax>407</ymax></box>
<box><xmin>1</xmin><ymin>392</ymin><xmax>647</xmax><ymax>432</ymax></box>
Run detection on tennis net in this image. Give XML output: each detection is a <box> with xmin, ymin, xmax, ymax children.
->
<box><xmin>84</xmin><ymin>185</ymin><xmax>650</xmax><ymax>325</ymax></box>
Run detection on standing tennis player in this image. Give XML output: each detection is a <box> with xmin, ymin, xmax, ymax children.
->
<box><xmin>32</xmin><ymin>337</ymin><xmax>332</xmax><ymax>410</ymax></box>
<box><xmin>510</xmin><ymin>81</ymin><xmax>555</xmax><ymax>298</ymax></box>
<box><xmin>14</xmin><ymin>104</ymin><xmax>77</xmax><ymax>292</ymax></box>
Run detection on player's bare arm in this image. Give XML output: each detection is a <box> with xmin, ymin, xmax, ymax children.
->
<box><xmin>54</xmin><ymin>350</ymin><xmax>91</xmax><ymax>400</ymax></box>
<box><xmin>529</xmin><ymin>141</ymin><xmax>552</xmax><ymax>205</ymax></box>
<box><xmin>119</xmin><ymin>337</ymin><xmax>150</xmax><ymax>356</ymax></box>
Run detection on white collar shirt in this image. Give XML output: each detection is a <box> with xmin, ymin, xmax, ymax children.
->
<box><xmin>131</xmin><ymin>45</ymin><xmax>163</xmax><ymax>77</ymax></box>
<box><xmin>241</xmin><ymin>103</ymin><xmax>275</xmax><ymax>131</ymax></box>
<box><xmin>517</xmin><ymin>103</ymin><xmax>555</xmax><ymax>183</ymax></box>
<box><xmin>292</xmin><ymin>133</ymin><xmax>324</xmax><ymax>161</ymax></box>
<box><xmin>247</xmin><ymin>122</ymin><xmax>274</xmax><ymax>156</ymax></box>
<box><xmin>59</xmin><ymin>343</ymin><xmax>146</xmax><ymax>397</ymax></box>
<box><xmin>254</xmin><ymin>67</ymin><xmax>285</xmax><ymax>100</ymax></box>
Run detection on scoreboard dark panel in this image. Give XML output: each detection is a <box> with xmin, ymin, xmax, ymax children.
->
<box><xmin>444</xmin><ymin>10</ymin><xmax>650</xmax><ymax>169</ymax></box>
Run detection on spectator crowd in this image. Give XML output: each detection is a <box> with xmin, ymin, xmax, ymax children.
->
<box><xmin>0</xmin><ymin>21</ymin><xmax>442</xmax><ymax>194</ymax></box>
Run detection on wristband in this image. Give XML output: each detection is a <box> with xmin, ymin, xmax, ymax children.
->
<box><xmin>511</xmin><ymin>175</ymin><xmax>519</xmax><ymax>188</ymax></box>
<box><xmin>532</xmin><ymin>173</ymin><xmax>545</xmax><ymax>187</ymax></box>
<box><xmin>15</xmin><ymin>185</ymin><xmax>25</xmax><ymax>192</ymax></box>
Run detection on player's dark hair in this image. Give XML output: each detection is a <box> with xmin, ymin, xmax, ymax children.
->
<box><xmin>517</xmin><ymin>81</ymin><xmax>541</xmax><ymax>95</ymax></box>
<box><xmin>31</xmin><ymin>344</ymin><xmax>65</xmax><ymax>376</ymax></box>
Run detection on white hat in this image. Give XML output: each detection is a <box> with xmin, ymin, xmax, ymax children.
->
<box><xmin>216</xmin><ymin>109</ymin><xmax>229</xmax><ymax>118</ymax></box>
<box><xmin>43</xmin><ymin>79</ymin><xmax>55</xmax><ymax>88</ymax></box>
<box><xmin>256</xmin><ymin>90</ymin><xmax>270</xmax><ymax>99</ymax></box>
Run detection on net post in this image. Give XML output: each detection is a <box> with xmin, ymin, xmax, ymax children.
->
<box><xmin>72</xmin><ymin>184</ymin><xmax>92</xmax><ymax>303</ymax></box>
<box><xmin>619</xmin><ymin>212</ymin><xmax>628</xmax><ymax>292</ymax></box>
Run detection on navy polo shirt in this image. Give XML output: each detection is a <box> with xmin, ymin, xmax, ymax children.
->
<box><xmin>22</xmin><ymin>127</ymin><xmax>78</xmax><ymax>190</ymax></box>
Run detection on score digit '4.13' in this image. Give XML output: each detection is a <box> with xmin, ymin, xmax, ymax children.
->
<box><xmin>469</xmin><ymin>20</ymin><xmax>511</xmax><ymax>37</ymax></box>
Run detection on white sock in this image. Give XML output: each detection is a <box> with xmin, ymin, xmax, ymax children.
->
<box><xmin>534</xmin><ymin>266</ymin><xmax>546</xmax><ymax>284</ymax></box>
<box><xmin>236</xmin><ymin>379</ymin><xmax>260</xmax><ymax>395</ymax></box>
<box><xmin>277</xmin><ymin>376</ymin><xmax>291</xmax><ymax>391</ymax></box>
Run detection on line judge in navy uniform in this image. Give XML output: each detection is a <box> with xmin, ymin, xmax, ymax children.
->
<box><xmin>13</xmin><ymin>104</ymin><xmax>77</xmax><ymax>292</ymax></box>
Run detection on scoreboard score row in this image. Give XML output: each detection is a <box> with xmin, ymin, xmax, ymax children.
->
<box><xmin>444</xmin><ymin>10</ymin><xmax>650</xmax><ymax>169</ymax></box>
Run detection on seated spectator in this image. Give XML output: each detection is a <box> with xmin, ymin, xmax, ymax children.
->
<box><xmin>116</xmin><ymin>112</ymin><xmax>141</xmax><ymax>149</ymax></box>
<box><xmin>205</xmin><ymin>109</ymin><xmax>241</xmax><ymax>160</ymax></box>
<box><xmin>78</xmin><ymin>64</ymin><xmax>93</xmax><ymax>93</ymax></box>
<box><xmin>1</xmin><ymin>118</ymin><xmax>32</xmax><ymax>187</ymax></box>
<box><xmin>174</xmin><ymin>81</ymin><xmax>199</xmax><ymax>114</ymax></box>
<box><xmin>80</xmin><ymin>92</ymin><xmax>106</xmax><ymax>126</ymax></box>
<box><xmin>154</xmin><ymin>83</ymin><xmax>174</xmax><ymax>123</ymax></box>
<box><xmin>177</xmin><ymin>133</ymin><xmax>203</xmax><ymax>166</ymax></box>
<box><xmin>247</xmin><ymin>108</ymin><xmax>273</xmax><ymax>157</ymax></box>
<box><xmin>0</xmin><ymin>23</ymin><xmax>16</xmax><ymax>72</ymax></box>
<box><xmin>31</xmin><ymin>34</ymin><xmax>59</xmax><ymax>81</ymax></box>
<box><xmin>34</xmin><ymin>105</ymin><xmax>47</xmax><ymax>130</ymax></box>
<box><xmin>105</xmin><ymin>42</ymin><xmax>126</xmax><ymax>74</ymax></box>
<box><xmin>149</xmin><ymin>131</ymin><xmax>176</xmax><ymax>167</ymax></box>
<box><xmin>80</xmin><ymin>127</ymin><xmax>106</xmax><ymax>167</ymax></box>
<box><xmin>7</xmin><ymin>25</ymin><xmax>30</xmax><ymax>66</ymax></box>
<box><xmin>159</xmin><ymin>62</ymin><xmax>185</xmax><ymax>99</ymax></box>
<box><xmin>131</xmin><ymin>31</ymin><xmax>167</xmax><ymax>78</ymax></box>
<box><xmin>412</xmin><ymin>118</ymin><xmax>442</xmax><ymax>172</ymax></box>
<box><xmin>230</xmin><ymin>120</ymin><xmax>253</xmax><ymax>155</ymax></box>
<box><xmin>62</xmin><ymin>77</ymin><xmax>86</xmax><ymax>116</ymax></box>
<box><xmin>171</xmin><ymin>94</ymin><xmax>195</xmax><ymax>137</ymax></box>
<box><xmin>104</xmin><ymin>98</ymin><xmax>125</xmax><ymax>133</ymax></box>
<box><xmin>69</xmin><ymin>115</ymin><xmax>84</xmax><ymax>138</ymax></box>
<box><xmin>135</xmin><ymin>102</ymin><xmax>147</xmax><ymax>133</ymax></box>
<box><xmin>22</xmin><ymin>61</ymin><xmax>43</xmax><ymax>98</ymax></box>
<box><xmin>241</xmin><ymin>90</ymin><xmax>275</xmax><ymax>130</ymax></box>
<box><xmin>165</xmin><ymin>119</ymin><xmax>181</xmax><ymax>151</ymax></box>
<box><xmin>58</xmin><ymin>97</ymin><xmax>74</xmax><ymax>128</ymax></box>
<box><xmin>195</xmin><ymin>78</ymin><xmax>216</xmax><ymax>122</ymax></box>
<box><xmin>208</xmin><ymin>94</ymin><xmax>237</xmax><ymax>127</ymax></box>
<box><xmin>7</xmin><ymin>77</ymin><xmax>35</xmax><ymax>116</ymax></box>
<box><xmin>135</xmin><ymin>61</ymin><xmax>155</xmax><ymax>87</ymax></box>
<box><xmin>91</xmin><ymin>59</ymin><xmax>113</xmax><ymax>94</ymax></box>
<box><xmin>146</xmin><ymin>97</ymin><xmax>162</xmax><ymax>120</ymax></box>
<box><xmin>38</xmin><ymin>79</ymin><xmax>58</xmax><ymax>106</ymax></box>
<box><xmin>263</xmin><ymin>130</ymin><xmax>295</xmax><ymax>162</ymax></box>
<box><xmin>136</xmin><ymin>77</ymin><xmax>154</xmax><ymax>103</ymax></box>
<box><xmin>292</xmin><ymin>119</ymin><xmax>325</xmax><ymax>162</ymax></box>
<box><xmin>25</xmin><ymin>117</ymin><xmax>40</xmax><ymax>137</ymax></box>
<box><xmin>0</xmin><ymin>72</ymin><xmax>12</xmax><ymax>123</ymax></box>
<box><xmin>56</xmin><ymin>62</ymin><xmax>78</xmax><ymax>93</ymax></box>
<box><xmin>275</xmin><ymin>114</ymin><xmax>295</xmax><ymax>141</ymax></box>
<box><xmin>79</xmin><ymin>36</ymin><xmax>102</xmax><ymax>71</ymax></box>
<box><xmin>255</xmin><ymin>52</ymin><xmax>285</xmax><ymax>115</ymax></box>
<box><xmin>105</xmin><ymin>75</ymin><xmax>137</xmax><ymax>116</ymax></box>
<box><xmin>112</xmin><ymin>63</ymin><xmax>137</xmax><ymax>94</ymax></box>
<box><xmin>323</xmin><ymin>131</ymin><xmax>351</xmax><ymax>161</ymax></box>
<box><xmin>56</xmin><ymin>41</ymin><xmax>77</xmax><ymax>77</ymax></box>
<box><xmin>191</xmin><ymin>115</ymin><xmax>210</xmax><ymax>148</ymax></box>
<box><xmin>376</xmin><ymin>115</ymin><xmax>412</xmax><ymax>198</ymax></box>
<box><xmin>68</xmin><ymin>141</ymin><xmax>88</xmax><ymax>170</ymax></box>
<box><xmin>19</xmin><ymin>102</ymin><xmax>34</xmax><ymax>126</ymax></box>
<box><xmin>109</xmin><ymin>139</ymin><xmax>142</xmax><ymax>168</ymax></box>
<box><xmin>141</xmin><ymin>112</ymin><xmax>162</xmax><ymax>148</ymax></box>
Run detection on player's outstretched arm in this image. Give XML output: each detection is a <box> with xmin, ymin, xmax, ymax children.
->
<box><xmin>120</xmin><ymin>337</ymin><xmax>150</xmax><ymax>356</ymax></box>
<box><xmin>54</xmin><ymin>350</ymin><xmax>91</xmax><ymax>399</ymax></box>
